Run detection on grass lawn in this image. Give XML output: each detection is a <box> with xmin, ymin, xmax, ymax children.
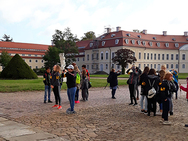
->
<box><xmin>90</xmin><ymin>74</ymin><xmax>130</xmax><ymax>78</ymax></box>
<box><xmin>178</xmin><ymin>73</ymin><xmax>188</xmax><ymax>79</ymax></box>
<box><xmin>0</xmin><ymin>78</ymin><xmax>127</xmax><ymax>92</ymax></box>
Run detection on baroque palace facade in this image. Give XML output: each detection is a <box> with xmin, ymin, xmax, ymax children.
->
<box><xmin>0</xmin><ymin>27</ymin><xmax>188</xmax><ymax>73</ymax></box>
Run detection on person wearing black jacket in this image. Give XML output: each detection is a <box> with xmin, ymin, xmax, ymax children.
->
<box><xmin>109</xmin><ymin>68</ymin><xmax>121</xmax><ymax>99</ymax></box>
<box><xmin>50</xmin><ymin>65</ymin><xmax>62</xmax><ymax>110</ymax></box>
<box><xmin>127</xmin><ymin>65</ymin><xmax>139</xmax><ymax>106</ymax></box>
<box><xmin>43</xmin><ymin>67</ymin><xmax>52</xmax><ymax>103</ymax></box>
<box><xmin>136</xmin><ymin>67</ymin><xmax>142</xmax><ymax>100</ymax></box>
<box><xmin>62</xmin><ymin>65</ymin><xmax>77</xmax><ymax>114</ymax></box>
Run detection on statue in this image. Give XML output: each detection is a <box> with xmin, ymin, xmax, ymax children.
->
<box><xmin>59</xmin><ymin>53</ymin><xmax>66</xmax><ymax>70</ymax></box>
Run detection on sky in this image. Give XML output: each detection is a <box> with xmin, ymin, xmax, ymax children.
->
<box><xmin>0</xmin><ymin>0</ymin><xmax>187</xmax><ymax>45</ymax></box>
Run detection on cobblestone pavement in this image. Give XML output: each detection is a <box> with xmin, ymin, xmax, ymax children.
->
<box><xmin>0</xmin><ymin>84</ymin><xmax>188</xmax><ymax>141</ymax></box>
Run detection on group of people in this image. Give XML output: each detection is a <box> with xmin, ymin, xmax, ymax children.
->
<box><xmin>43</xmin><ymin>63</ymin><xmax>90</xmax><ymax>114</ymax></box>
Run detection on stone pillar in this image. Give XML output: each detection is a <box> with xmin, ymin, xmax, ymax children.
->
<box><xmin>59</xmin><ymin>53</ymin><xmax>67</xmax><ymax>82</ymax></box>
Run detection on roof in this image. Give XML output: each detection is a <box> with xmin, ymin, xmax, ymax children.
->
<box><xmin>180</xmin><ymin>44</ymin><xmax>188</xmax><ymax>50</ymax></box>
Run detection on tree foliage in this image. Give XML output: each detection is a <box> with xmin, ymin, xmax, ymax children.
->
<box><xmin>51</xmin><ymin>28</ymin><xmax>79</xmax><ymax>65</ymax></box>
<box><xmin>0</xmin><ymin>34</ymin><xmax>13</xmax><ymax>42</ymax></box>
<box><xmin>1</xmin><ymin>54</ymin><xmax>38</xmax><ymax>79</ymax></box>
<box><xmin>112</xmin><ymin>49</ymin><xmax>137</xmax><ymax>74</ymax></box>
<box><xmin>81</xmin><ymin>31</ymin><xmax>96</xmax><ymax>41</ymax></box>
<box><xmin>0</xmin><ymin>50</ymin><xmax>12</xmax><ymax>68</ymax></box>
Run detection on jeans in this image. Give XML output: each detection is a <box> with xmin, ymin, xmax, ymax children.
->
<box><xmin>136</xmin><ymin>85</ymin><xmax>139</xmax><ymax>98</ymax></box>
<box><xmin>140</xmin><ymin>95</ymin><xmax>147</xmax><ymax>111</ymax></box>
<box><xmin>168</xmin><ymin>97</ymin><xmax>173</xmax><ymax>112</ymax></box>
<box><xmin>44</xmin><ymin>85</ymin><xmax>51</xmax><ymax>101</ymax></box>
<box><xmin>67</xmin><ymin>87</ymin><xmax>77</xmax><ymax>111</ymax></box>
<box><xmin>129</xmin><ymin>84</ymin><xmax>137</xmax><ymax>104</ymax></box>
<box><xmin>75</xmin><ymin>88</ymin><xmax>79</xmax><ymax>101</ymax></box>
<box><xmin>147</xmin><ymin>97</ymin><xmax>156</xmax><ymax>115</ymax></box>
<box><xmin>162</xmin><ymin>99</ymin><xmax>169</xmax><ymax>121</ymax></box>
<box><xmin>159</xmin><ymin>103</ymin><xmax>163</xmax><ymax>111</ymax></box>
<box><xmin>112</xmin><ymin>88</ymin><xmax>117</xmax><ymax>98</ymax></box>
<box><xmin>53</xmin><ymin>86</ymin><xmax>61</xmax><ymax>105</ymax></box>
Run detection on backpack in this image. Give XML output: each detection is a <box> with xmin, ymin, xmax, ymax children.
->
<box><xmin>107</xmin><ymin>74</ymin><xmax>112</xmax><ymax>83</ymax></box>
<box><xmin>148</xmin><ymin>79</ymin><xmax>156</xmax><ymax>99</ymax></box>
<box><xmin>76</xmin><ymin>73</ymin><xmax>80</xmax><ymax>84</ymax></box>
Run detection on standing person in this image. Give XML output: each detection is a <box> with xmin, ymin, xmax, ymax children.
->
<box><xmin>50</xmin><ymin>65</ymin><xmax>62</xmax><ymax>109</ymax></box>
<box><xmin>127</xmin><ymin>65</ymin><xmax>139</xmax><ymax>106</ymax></box>
<box><xmin>109</xmin><ymin>68</ymin><xmax>121</xmax><ymax>99</ymax></box>
<box><xmin>142</xmin><ymin>69</ymin><xmax>160</xmax><ymax>116</ymax></box>
<box><xmin>170</xmin><ymin>69</ymin><xmax>179</xmax><ymax>99</ymax></box>
<box><xmin>80</xmin><ymin>70</ymin><xmax>89</xmax><ymax>101</ymax></box>
<box><xmin>159</xmin><ymin>72</ymin><xmax>176</xmax><ymax>125</ymax></box>
<box><xmin>43</xmin><ymin>67</ymin><xmax>52</xmax><ymax>103</ymax></box>
<box><xmin>161</xmin><ymin>64</ymin><xmax>167</xmax><ymax>72</ymax></box>
<box><xmin>139</xmin><ymin>66</ymin><xmax>149</xmax><ymax>113</ymax></box>
<box><xmin>180</xmin><ymin>77</ymin><xmax>188</xmax><ymax>102</ymax></box>
<box><xmin>136</xmin><ymin>67</ymin><xmax>142</xmax><ymax>100</ymax></box>
<box><xmin>62</xmin><ymin>65</ymin><xmax>77</xmax><ymax>114</ymax></box>
<box><xmin>82</xmin><ymin>65</ymin><xmax>90</xmax><ymax>100</ymax></box>
<box><xmin>74</xmin><ymin>65</ymin><xmax>81</xmax><ymax>104</ymax></box>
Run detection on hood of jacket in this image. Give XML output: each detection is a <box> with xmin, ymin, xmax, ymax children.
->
<box><xmin>148</xmin><ymin>75</ymin><xmax>158</xmax><ymax>79</ymax></box>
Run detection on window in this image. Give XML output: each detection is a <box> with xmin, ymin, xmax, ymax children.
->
<box><xmin>151</xmin><ymin>64</ymin><xmax>153</xmax><ymax>68</ymax></box>
<box><xmin>87</xmin><ymin>65</ymin><xmax>89</xmax><ymax>69</ymax></box>
<box><xmin>29</xmin><ymin>60</ymin><xmax>31</xmax><ymax>62</ymax></box>
<box><xmin>102</xmin><ymin>41</ymin><xmax>105</xmax><ymax>46</ymax></box>
<box><xmin>92</xmin><ymin>54</ymin><xmax>94</xmax><ymax>60</ymax></box>
<box><xmin>144</xmin><ymin>64</ymin><xmax>146</xmax><ymax>68</ymax></box>
<box><xmin>96</xmin><ymin>64</ymin><xmax>98</xmax><ymax>69</ymax></box>
<box><xmin>137</xmin><ymin>40</ymin><xmax>141</xmax><ymax>45</ymax></box>
<box><xmin>35</xmin><ymin>55</ymin><xmax>38</xmax><ymax>57</ymax></box>
<box><xmin>166</xmin><ymin>64</ymin><xmax>169</xmax><ymax>69</ymax></box>
<box><xmin>87</xmin><ymin>54</ymin><xmax>89</xmax><ymax>61</ymax></box>
<box><xmin>125</xmin><ymin>39</ymin><xmax>129</xmax><ymax>44</ymax></box>
<box><xmin>112</xmin><ymin>64</ymin><xmax>114</xmax><ymax>68</ymax></box>
<box><xmin>131</xmin><ymin>40</ymin><xmax>135</xmax><ymax>44</ymax></box>
<box><xmin>126</xmin><ymin>64</ymin><xmax>129</xmax><ymax>69</ymax></box>
<box><xmin>182</xmin><ymin>64</ymin><xmax>185</xmax><ymax>69</ymax></box>
<box><xmin>90</xmin><ymin>43</ymin><xmax>93</xmax><ymax>47</ymax></box>
<box><xmin>117</xmin><ymin>65</ymin><xmax>120</xmax><ymax>69</ymax></box>
<box><xmin>158</xmin><ymin>54</ymin><xmax>160</xmax><ymax>60</ymax></box>
<box><xmin>101</xmin><ymin>52</ymin><xmax>103</xmax><ymax>60</ymax></box>
<box><xmin>175</xmin><ymin>43</ymin><xmax>179</xmax><ymax>48</ymax></box>
<box><xmin>115</xmin><ymin>39</ymin><xmax>119</xmax><ymax>44</ymax></box>
<box><xmin>151</xmin><ymin>53</ymin><xmax>153</xmax><ymax>60</ymax></box>
<box><xmin>106</xmin><ymin>64</ymin><xmax>108</xmax><ymax>69</ymax></box>
<box><xmin>157</xmin><ymin>42</ymin><xmax>160</xmax><ymax>47</ymax></box>
<box><xmin>112</xmin><ymin>52</ymin><xmax>115</xmax><ymax>59</ymax></box>
<box><xmin>149</xmin><ymin>42</ymin><xmax>152</xmax><ymax>46</ymax></box>
<box><xmin>166</xmin><ymin>54</ymin><xmax>169</xmax><ymax>60</ymax></box>
<box><xmin>133</xmin><ymin>52</ymin><xmax>135</xmax><ymax>57</ymax></box>
<box><xmin>83</xmin><ymin>57</ymin><xmax>85</xmax><ymax>61</ymax></box>
<box><xmin>77</xmin><ymin>58</ymin><xmax>79</xmax><ymax>62</ymax></box>
<box><xmin>36</xmin><ymin>66</ymin><xmax>38</xmax><ymax>69</ymax></box>
<box><xmin>42</xmin><ymin>60</ymin><xmax>44</xmax><ymax>63</ymax></box>
<box><xmin>176</xmin><ymin>64</ymin><xmax>178</xmax><ymax>69</ymax></box>
<box><xmin>106</xmin><ymin>52</ymin><xmax>108</xmax><ymax>60</ymax></box>
<box><xmin>147</xmin><ymin>53</ymin><xmax>149</xmax><ymax>60</ymax></box>
<box><xmin>138</xmin><ymin>64</ymin><xmax>141</xmax><ymax>68</ymax></box>
<box><xmin>158</xmin><ymin>64</ymin><xmax>161</xmax><ymax>70</ymax></box>
<box><xmin>154</xmin><ymin>64</ymin><xmax>156</xmax><ymax>68</ymax></box>
<box><xmin>28</xmin><ymin>54</ymin><xmax>31</xmax><ymax>56</ymax></box>
<box><xmin>165</xmin><ymin>43</ymin><xmax>169</xmax><ymax>47</ymax></box>
<box><xmin>139</xmin><ymin>52</ymin><xmax>141</xmax><ymax>59</ymax></box>
<box><xmin>144</xmin><ymin>53</ymin><xmax>146</xmax><ymax>60</ymax></box>
<box><xmin>22</xmin><ymin>54</ymin><xmax>25</xmax><ymax>56</ymax></box>
<box><xmin>171</xmin><ymin>64</ymin><xmax>173</xmax><ymax>69</ymax></box>
<box><xmin>35</xmin><ymin>60</ymin><xmax>38</xmax><ymax>62</ymax></box>
<box><xmin>147</xmin><ymin>64</ymin><xmax>149</xmax><ymax>67</ymax></box>
<box><xmin>162</xmin><ymin>54</ymin><xmax>164</xmax><ymax>60</ymax></box>
<box><xmin>92</xmin><ymin>65</ymin><xmax>94</xmax><ymax>69</ymax></box>
<box><xmin>142</xmin><ymin>41</ymin><xmax>146</xmax><ymax>46</ymax></box>
<box><xmin>154</xmin><ymin>54</ymin><xmax>156</xmax><ymax>60</ymax></box>
<box><xmin>171</xmin><ymin>54</ymin><xmax>174</xmax><ymax>60</ymax></box>
<box><xmin>182</xmin><ymin>54</ymin><xmax>185</xmax><ymax>60</ymax></box>
<box><xmin>96</xmin><ymin>53</ymin><xmax>99</xmax><ymax>60</ymax></box>
<box><xmin>9</xmin><ymin>53</ymin><xmax>11</xmax><ymax>56</ymax></box>
<box><xmin>176</xmin><ymin>54</ymin><xmax>179</xmax><ymax>60</ymax></box>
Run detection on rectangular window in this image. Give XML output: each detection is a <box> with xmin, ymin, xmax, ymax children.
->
<box><xmin>117</xmin><ymin>65</ymin><xmax>120</xmax><ymax>69</ymax></box>
<box><xmin>138</xmin><ymin>64</ymin><xmax>141</xmax><ymax>68</ymax></box>
<box><xmin>182</xmin><ymin>64</ymin><xmax>185</xmax><ymax>69</ymax></box>
<box><xmin>139</xmin><ymin>52</ymin><xmax>141</xmax><ymax>59</ymax></box>
<box><xmin>158</xmin><ymin>54</ymin><xmax>160</xmax><ymax>60</ymax></box>
<box><xmin>167</xmin><ymin>64</ymin><xmax>169</xmax><ymax>69</ymax></box>
<box><xmin>171</xmin><ymin>54</ymin><xmax>174</xmax><ymax>60</ymax></box>
<box><xmin>106</xmin><ymin>52</ymin><xmax>108</xmax><ymax>60</ymax></box>
<box><xmin>154</xmin><ymin>64</ymin><xmax>156</xmax><ymax>68</ymax></box>
<box><xmin>83</xmin><ymin>57</ymin><xmax>85</xmax><ymax>61</ymax></box>
<box><xmin>87</xmin><ymin>65</ymin><xmax>89</xmax><ymax>69</ymax></box>
<box><xmin>144</xmin><ymin>64</ymin><xmax>146</xmax><ymax>68</ymax></box>
<box><xmin>151</xmin><ymin>53</ymin><xmax>153</xmax><ymax>60</ymax></box>
<box><xmin>144</xmin><ymin>53</ymin><xmax>146</xmax><ymax>60</ymax></box>
<box><xmin>176</xmin><ymin>54</ymin><xmax>178</xmax><ymax>60</ymax></box>
<box><xmin>147</xmin><ymin>64</ymin><xmax>149</xmax><ymax>67</ymax></box>
<box><xmin>112</xmin><ymin>64</ymin><xmax>114</xmax><ymax>68</ymax></box>
<box><xmin>96</xmin><ymin>53</ymin><xmax>99</xmax><ymax>60</ymax></box>
<box><xmin>182</xmin><ymin>54</ymin><xmax>185</xmax><ymax>60</ymax></box>
<box><xmin>166</xmin><ymin>54</ymin><xmax>169</xmax><ymax>60</ymax></box>
<box><xmin>22</xmin><ymin>54</ymin><xmax>25</xmax><ymax>56</ymax></box>
<box><xmin>133</xmin><ymin>52</ymin><xmax>135</xmax><ymax>57</ymax></box>
<box><xmin>147</xmin><ymin>53</ymin><xmax>149</xmax><ymax>60</ymax></box>
<box><xmin>96</xmin><ymin>64</ymin><xmax>98</xmax><ymax>69</ymax></box>
<box><xmin>30</xmin><ymin>66</ymin><xmax>32</xmax><ymax>69</ymax></box>
<box><xmin>171</xmin><ymin>64</ymin><xmax>173</xmax><ymax>68</ymax></box>
<box><xmin>151</xmin><ymin>64</ymin><xmax>153</xmax><ymax>68</ymax></box>
<box><xmin>154</xmin><ymin>54</ymin><xmax>156</xmax><ymax>60</ymax></box>
<box><xmin>87</xmin><ymin>54</ymin><xmax>89</xmax><ymax>61</ymax></box>
<box><xmin>176</xmin><ymin>64</ymin><xmax>178</xmax><ymax>69</ymax></box>
<box><xmin>35</xmin><ymin>55</ymin><xmax>37</xmax><ymax>57</ymax></box>
<box><xmin>36</xmin><ymin>66</ymin><xmax>38</xmax><ymax>69</ymax></box>
<box><xmin>106</xmin><ymin>64</ymin><xmax>108</xmax><ymax>69</ymax></box>
<box><xmin>101</xmin><ymin>52</ymin><xmax>103</xmax><ymax>60</ymax></box>
<box><xmin>112</xmin><ymin>52</ymin><xmax>115</xmax><ymax>59</ymax></box>
<box><xmin>162</xmin><ymin>54</ymin><xmax>164</xmax><ymax>60</ymax></box>
<box><xmin>92</xmin><ymin>54</ymin><xmax>94</xmax><ymax>60</ymax></box>
<box><xmin>92</xmin><ymin>65</ymin><xmax>94</xmax><ymax>69</ymax></box>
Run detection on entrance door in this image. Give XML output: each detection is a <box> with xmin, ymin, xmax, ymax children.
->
<box><xmin>100</xmin><ymin>64</ymin><xmax>103</xmax><ymax>71</ymax></box>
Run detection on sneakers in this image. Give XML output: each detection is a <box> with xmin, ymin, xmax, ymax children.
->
<box><xmin>44</xmin><ymin>101</ymin><xmax>46</xmax><ymax>103</ymax></box>
<box><xmin>133</xmin><ymin>103</ymin><xmax>137</xmax><ymax>106</ymax></box>
<box><xmin>112</xmin><ymin>97</ymin><xmax>116</xmax><ymax>99</ymax></box>
<box><xmin>163</xmin><ymin>121</ymin><xmax>171</xmax><ymax>125</ymax></box>
<box><xmin>75</xmin><ymin>101</ymin><xmax>80</xmax><ymax>104</ymax></box>
<box><xmin>141</xmin><ymin>109</ymin><xmax>145</xmax><ymax>113</ymax></box>
<box><xmin>58</xmin><ymin>106</ymin><xmax>62</xmax><ymax>109</ymax></box>
<box><xmin>48</xmin><ymin>100</ymin><xmax>53</xmax><ymax>103</ymax></box>
<box><xmin>170</xmin><ymin>111</ymin><xmax>173</xmax><ymax>115</ymax></box>
<box><xmin>129</xmin><ymin>103</ymin><xmax>133</xmax><ymax>105</ymax></box>
<box><xmin>66</xmin><ymin>110</ymin><xmax>76</xmax><ymax>114</ymax></box>
<box><xmin>52</xmin><ymin>105</ymin><xmax>59</xmax><ymax>108</ymax></box>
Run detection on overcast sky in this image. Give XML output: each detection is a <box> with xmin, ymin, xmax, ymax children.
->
<box><xmin>0</xmin><ymin>0</ymin><xmax>187</xmax><ymax>45</ymax></box>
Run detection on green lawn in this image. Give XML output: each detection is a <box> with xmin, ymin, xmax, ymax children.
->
<box><xmin>178</xmin><ymin>73</ymin><xmax>188</xmax><ymax>79</ymax></box>
<box><xmin>0</xmin><ymin>78</ymin><xmax>127</xmax><ymax>92</ymax></box>
<box><xmin>90</xmin><ymin>74</ymin><xmax>130</xmax><ymax>78</ymax></box>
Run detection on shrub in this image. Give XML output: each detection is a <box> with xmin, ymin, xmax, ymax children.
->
<box><xmin>0</xmin><ymin>54</ymin><xmax>38</xmax><ymax>79</ymax></box>
<box><xmin>33</xmin><ymin>68</ymin><xmax>46</xmax><ymax>75</ymax></box>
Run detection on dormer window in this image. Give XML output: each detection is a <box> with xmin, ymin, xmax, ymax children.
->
<box><xmin>142</xmin><ymin>41</ymin><xmax>146</xmax><ymax>46</ymax></box>
<box><xmin>165</xmin><ymin>43</ymin><xmax>169</xmax><ymax>47</ymax></box>
<box><xmin>149</xmin><ymin>42</ymin><xmax>152</xmax><ymax>46</ymax></box>
<box><xmin>156</xmin><ymin>42</ymin><xmax>160</xmax><ymax>47</ymax></box>
<box><xmin>101</xmin><ymin>36</ymin><xmax>105</xmax><ymax>39</ymax></box>
<box><xmin>137</xmin><ymin>40</ymin><xmax>141</xmax><ymax>45</ymax></box>
<box><xmin>175</xmin><ymin>43</ymin><xmax>179</xmax><ymax>48</ymax></box>
<box><xmin>153</xmin><ymin>37</ymin><xmax>156</xmax><ymax>40</ymax></box>
<box><xmin>126</xmin><ymin>33</ymin><xmax>130</xmax><ymax>37</ymax></box>
<box><xmin>115</xmin><ymin>39</ymin><xmax>119</xmax><ymax>44</ymax></box>
<box><xmin>111</xmin><ymin>34</ymin><xmax>115</xmax><ymax>38</ymax></box>
<box><xmin>90</xmin><ymin>43</ymin><xmax>93</xmax><ymax>47</ymax></box>
<box><xmin>125</xmin><ymin>39</ymin><xmax>129</xmax><ymax>44</ymax></box>
<box><xmin>172</xmin><ymin>38</ymin><xmax>176</xmax><ymax>41</ymax></box>
<box><xmin>131</xmin><ymin>40</ymin><xmax>135</xmax><ymax>44</ymax></box>
<box><xmin>186</xmin><ymin>38</ymin><xmax>188</xmax><ymax>41</ymax></box>
<box><xmin>138</xmin><ymin>35</ymin><xmax>141</xmax><ymax>38</ymax></box>
<box><xmin>102</xmin><ymin>41</ymin><xmax>105</xmax><ymax>46</ymax></box>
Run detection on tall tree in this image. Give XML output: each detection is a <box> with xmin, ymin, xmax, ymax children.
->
<box><xmin>81</xmin><ymin>31</ymin><xmax>96</xmax><ymax>41</ymax></box>
<box><xmin>112</xmin><ymin>49</ymin><xmax>137</xmax><ymax>74</ymax></box>
<box><xmin>0</xmin><ymin>50</ymin><xmax>12</xmax><ymax>68</ymax></box>
<box><xmin>43</xmin><ymin>46</ymin><xmax>62</xmax><ymax>69</ymax></box>
<box><xmin>1</xmin><ymin>34</ymin><xmax>13</xmax><ymax>42</ymax></box>
<box><xmin>51</xmin><ymin>28</ymin><xmax>78</xmax><ymax>65</ymax></box>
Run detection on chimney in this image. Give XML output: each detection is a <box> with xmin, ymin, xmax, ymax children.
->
<box><xmin>106</xmin><ymin>28</ymin><xmax>111</xmax><ymax>33</ymax></box>
<box><xmin>116</xmin><ymin>26</ymin><xmax>121</xmax><ymax>32</ymax></box>
<box><xmin>184</xmin><ymin>31</ymin><xmax>188</xmax><ymax>36</ymax></box>
<box><xmin>163</xmin><ymin>31</ymin><xmax>167</xmax><ymax>36</ymax></box>
<box><xmin>143</xmin><ymin>29</ymin><xmax>147</xmax><ymax>34</ymax></box>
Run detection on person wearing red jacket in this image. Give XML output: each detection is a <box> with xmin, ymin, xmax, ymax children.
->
<box><xmin>180</xmin><ymin>77</ymin><xmax>188</xmax><ymax>101</ymax></box>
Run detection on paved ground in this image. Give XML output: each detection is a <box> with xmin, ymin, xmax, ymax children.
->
<box><xmin>0</xmin><ymin>83</ymin><xmax>188</xmax><ymax>141</ymax></box>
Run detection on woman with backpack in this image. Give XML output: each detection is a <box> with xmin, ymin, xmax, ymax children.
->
<box><xmin>142</xmin><ymin>69</ymin><xmax>160</xmax><ymax>116</ymax></box>
<box><xmin>109</xmin><ymin>68</ymin><xmax>121</xmax><ymax>99</ymax></box>
<box><xmin>139</xmin><ymin>66</ymin><xmax>149</xmax><ymax>113</ymax></box>
<box><xmin>74</xmin><ymin>65</ymin><xmax>81</xmax><ymax>104</ymax></box>
<box><xmin>80</xmin><ymin>69</ymin><xmax>89</xmax><ymax>101</ymax></box>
